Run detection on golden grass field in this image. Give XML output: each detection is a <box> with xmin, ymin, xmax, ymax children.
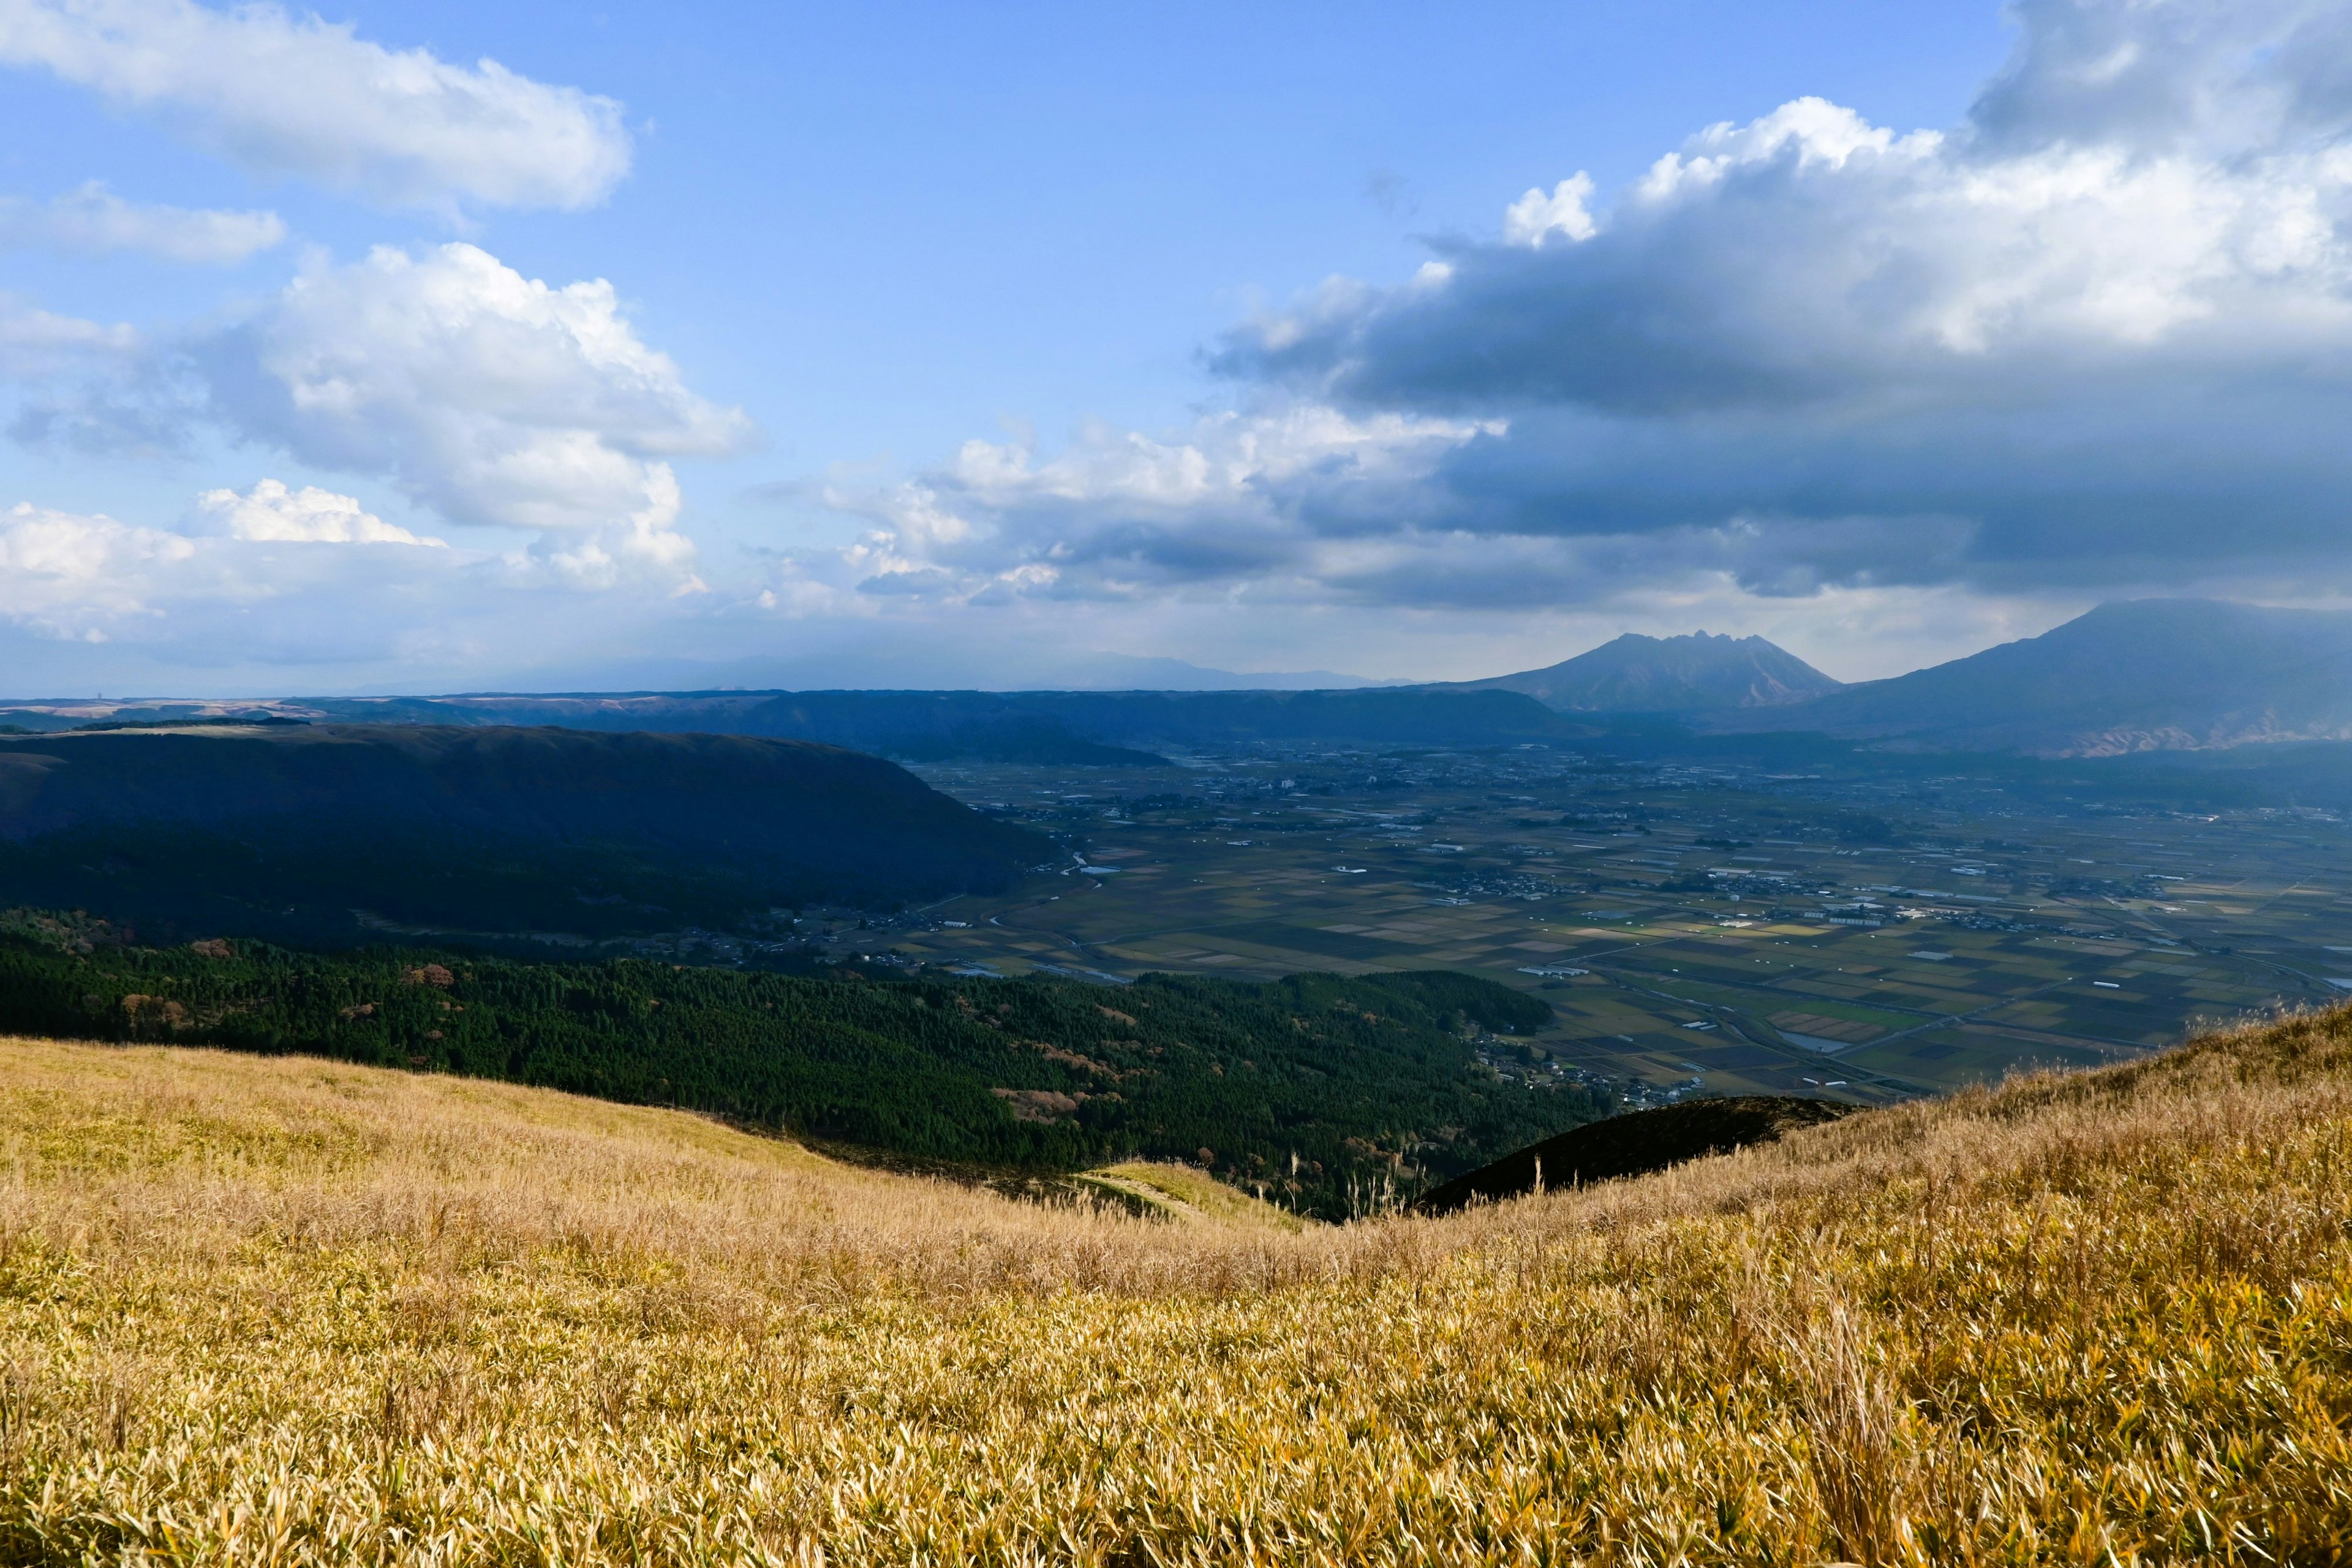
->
<box><xmin>2</xmin><ymin>1007</ymin><xmax>2350</xmax><ymax>1565</ymax></box>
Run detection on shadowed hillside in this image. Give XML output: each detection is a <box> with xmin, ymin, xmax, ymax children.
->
<box><xmin>0</xmin><ymin>724</ymin><xmax>1047</xmax><ymax>943</ymax></box>
<box><xmin>1412</xmin><ymin>1093</ymin><xmax>1850</xmax><ymax>1213</ymax></box>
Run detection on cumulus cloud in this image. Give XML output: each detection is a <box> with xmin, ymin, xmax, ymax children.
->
<box><xmin>0</xmin><ymin>182</ymin><xmax>282</xmax><ymax>262</ymax></box>
<box><xmin>193</xmin><ymin>243</ymin><xmax>749</xmax><ymax>581</ymax></box>
<box><xmin>0</xmin><ymin>498</ymin><xmax>398</xmax><ymax>657</ymax></box>
<box><xmin>0</xmin><ymin>482</ymin><xmax>462</xmax><ymax>645</ymax></box>
<box><xmin>1231</xmin><ymin>78</ymin><xmax>2352</xmax><ymax>413</ymax></box>
<box><xmin>1501</xmin><ymin>173</ymin><xmax>1595</xmax><ymax>247</ymax></box>
<box><xmin>193</xmin><ymin>478</ymin><xmax>441</xmax><ymax>545</ymax></box>
<box><xmin>6</xmin><ymin>244</ymin><xmax>742</xmax><ymax>584</ymax></box>
<box><xmin>0</xmin><ymin>0</ymin><xmax>630</xmax><ymax>211</ymax></box>
<box><xmin>0</xmin><ymin>500</ymin><xmax>198</xmax><ymax>637</ymax></box>
<box><xmin>827</xmin><ymin>0</ymin><xmax>2352</xmax><ymax>619</ymax></box>
<box><xmin>0</xmin><ymin>483</ymin><xmax>706</xmax><ymax>677</ymax></box>
<box><xmin>801</xmin><ymin>405</ymin><xmax>1493</xmax><ymax>607</ymax></box>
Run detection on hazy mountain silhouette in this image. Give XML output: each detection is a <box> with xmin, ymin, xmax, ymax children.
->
<box><xmin>1711</xmin><ymin>600</ymin><xmax>2352</xmax><ymax>755</ymax></box>
<box><xmin>1428</xmin><ymin>631</ymin><xmax>1844</xmax><ymax>712</ymax></box>
<box><xmin>24</xmin><ymin>602</ymin><xmax>2349</xmax><ymax>760</ymax></box>
<box><xmin>206</xmin><ymin>688</ymin><xmax>1588</xmax><ymax>755</ymax></box>
<box><xmin>477</xmin><ymin>646</ymin><xmax>1396</xmax><ymax>695</ymax></box>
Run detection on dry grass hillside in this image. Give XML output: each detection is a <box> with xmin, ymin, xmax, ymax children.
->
<box><xmin>2</xmin><ymin>1009</ymin><xmax>2350</xmax><ymax>1564</ymax></box>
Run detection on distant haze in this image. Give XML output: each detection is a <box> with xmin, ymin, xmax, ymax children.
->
<box><xmin>8</xmin><ymin>599</ymin><xmax>2350</xmax><ymax>760</ymax></box>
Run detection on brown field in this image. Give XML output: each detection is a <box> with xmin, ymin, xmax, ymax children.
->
<box><xmin>2</xmin><ymin>1012</ymin><xmax>2350</xmax><ymax>1564</ymax></box>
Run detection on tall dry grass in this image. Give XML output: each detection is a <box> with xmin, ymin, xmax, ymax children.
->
<box><xmin>1</xmin><ymin>1009</ymin><xmax>2349</xmax><ymax>1564</ymax></box>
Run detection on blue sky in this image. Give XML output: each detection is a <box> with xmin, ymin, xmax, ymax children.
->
<box><xmin>2</xmin><ymin>0</ymin><xmax>2345</xmax><ymax>694</ymax></box>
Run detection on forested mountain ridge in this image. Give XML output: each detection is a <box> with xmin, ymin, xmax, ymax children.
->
<box><xmin>0</xmin><ymin>724</ymin><xmax>1046</xmax><ymax>943</ymax></box>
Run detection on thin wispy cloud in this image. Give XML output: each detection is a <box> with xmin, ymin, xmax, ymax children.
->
<box><xmin>0</xmin><ymin>0</ymin><xmax>631</xmax><ymax>212</ymax></box>
<box><xmin>0</xmin><ymin>181</ymin><xmax>282</xmax><ymax>262</ymax></box>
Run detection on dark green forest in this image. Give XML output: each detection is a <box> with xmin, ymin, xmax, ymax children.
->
<box><xmin>0</xmin><ymin>911</ymin><xmax>1605</xmax><ymax>1217</ymax></box>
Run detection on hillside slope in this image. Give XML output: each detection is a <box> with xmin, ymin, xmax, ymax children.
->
<box><xmin>1430</xmin><ymin>630</ymin><xmax>1844</xmax><ymax>712</ymax></box>
<box><xmin>1714</xmin><ymin>598</ymin><xmax>2352</xmax><ymax>754</ymax></box>
<box><xmin>4</xmin><ymin>1006</ymin><xmax>2349</xmax><ymax>1561</ymax></box>
<box><xmin>0</xmin><ymin>930</ymin><xmax>1599</xmax><ymax>1217</ymax></box>
<box><xmin>0</xmin><ymin>723</ymin><xmax>1047</xmax><ymax>942</ymax></box>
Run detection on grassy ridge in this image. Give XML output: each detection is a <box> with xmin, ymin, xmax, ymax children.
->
<box><xmin>1</xmin><ymin>1008</ymin><xmax>2349</xmax><ymax>1561</ymax></box>
<box><xmin>0</xmin><ymin>919</ymin><xmax>1596</xmax><ymax>1216</ymax></box>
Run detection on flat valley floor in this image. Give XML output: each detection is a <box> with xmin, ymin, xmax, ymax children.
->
<box><xmin>831</xmin><ymin>744</ymin><xmax>2352</xmax><ymax>1109</ymax></box>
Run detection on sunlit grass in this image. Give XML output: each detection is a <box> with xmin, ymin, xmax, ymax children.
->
<box><xmin>2</xmin><ymin>1010</ymin><xmax>2350</xmax><ymax>1563</ymax></box>
<box><xmin>1073</xmin><ymin>1160</ymin><xmax>1307</xmax><ymax>1231</ymax></box>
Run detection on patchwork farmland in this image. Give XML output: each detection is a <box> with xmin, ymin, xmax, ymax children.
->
<box><xmin>839</xmin><ymin>742</ymin><xmax>2352</xmax><ymax>1109</ymax></box>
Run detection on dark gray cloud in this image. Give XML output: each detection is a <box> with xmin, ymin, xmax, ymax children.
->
<box><xmin>1970</xmin><ymin>0</ymin><xmax>2350</xmax><ymax>153</ymax></box>
<box><xmin>1185</xmin><ymin>0</ymin><xmax>2352</xmax><ymax>601</ymax></box>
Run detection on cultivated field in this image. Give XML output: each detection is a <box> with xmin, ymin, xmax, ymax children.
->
<box><xmin>877</xmin><ymin>747</ymin><xmax>2352</xmax><ymax>1107</ymax></box>
<box><xmin>3</xmin><ymin>1008</ymin><xmax>2350</xmax><ymax>1562</ymax></box>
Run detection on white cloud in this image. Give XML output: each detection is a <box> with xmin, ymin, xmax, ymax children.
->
<box><xmin>193</xmin><ymin>478</ymin><xmax>441</xmax><ymax>545</ymax></box>
<box><xmin>0</xmin><ymin>182</ymin><xmax>282</xmax><ymax>263</ymax></box>
<box><xmin>770</xmin><ymin>0</ymin><xmax>2352</xmax><ymax>647</ymax></box>
<box><xmin>0</xmin><ymin>299</ymin><xmax>138</xmax><ymax>378</ymax></box>
<box><xmin>809</xmin><ymin>404</ymin><xmax>1493</xmax><ymax>605</ymax></box>
<box><xmin>0</xmin><ymin>500</ymin><xmax>198</xmax><ymax>637</ymax></box>
<box><xmin>195</xmin><ymin>243</ymin><xmax>750</xmax><ymax>581</ymax></box>
<box><xmin>1238</xmin><ymin>92</ymin><xmax>2352</xmax><ymax>410</ymax></box>
<box><xmin>0</xmin><ymin>0</ymin><xmax>630</xmax><ymax>211</ymax></box>
<box><xmin>713</xmin><ymin>0</ymin><xmax>2352</xmax><ymax>682</ymax></box>
<box><xmin>0</xmin><ymin>483</ymin><xmax>712</xmax><ymax>677</ymax></box>
<box><xmin>0</xmin><ymin>489</ymin><xmax>461</xmax><ymax>644</ymax></box>
<box><xmin>1501</xmin><ymin>172</ymin><xmax>1595</xmax><ymax>246</ymax></box>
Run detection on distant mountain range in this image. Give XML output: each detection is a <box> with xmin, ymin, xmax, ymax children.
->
<box><xmin>0</xmin><ymin>688</ymin><xmax>1591</xmax><ymax>761</ymax></box>
<box><xmin>1424</xmin><ymin>631</ymin><xmax>1844</xmax><ymax>712</ymax></box>
<box><xmin>1705</xmin><ymin>600</ymin><xmax>2352</xmax><ymax>756</ymax></box>
<box><xmin>476</xmin><ymin>644</ymin><xmax>1396</xmax><ymax>695</ymax></box>
<box><xmin>7</xmin><ymin>600</ymin><xmax>2345</xmax><ymax>760</ymax></box>
<box><xmin>1424</xmin><ymin>601</ymin><xmax>2352</xmax><ymax>756</ymax></box>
